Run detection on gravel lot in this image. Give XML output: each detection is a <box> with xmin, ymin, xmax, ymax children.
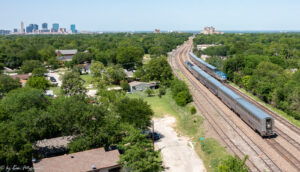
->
<box><xmin>154</xmin><ymin>116</ymin><xmax>206</xmax><ymax>172</ymax></box>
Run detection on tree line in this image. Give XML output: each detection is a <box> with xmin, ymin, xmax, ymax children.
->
<box><xmin>194</xmin><ymin>33</ymin><xmax>300</xmax><ymax>120</ymax></box>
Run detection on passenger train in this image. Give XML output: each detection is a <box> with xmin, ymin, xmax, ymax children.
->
<box><xmin>189</xmin><ymin>52</ymin><xmax>227</xmax><ymax>81</ymax></box>
<box><xmin>184</xmin><ymin>61</ymin><xmax>274</xmax><ymax>137</ymax></box>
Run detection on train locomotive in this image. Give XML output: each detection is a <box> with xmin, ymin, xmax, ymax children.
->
<box><xmin>189</xmin><ymin>52</ymin><xmax>227</xmax><ymax>81</ymax></box>
<box><xmin>184</xmin><ymin>61</ymin><xmax>274</xmax><ymax>137</ymax></box>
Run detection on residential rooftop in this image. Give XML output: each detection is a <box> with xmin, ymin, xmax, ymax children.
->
<box><xmin>33</xmin><ymin>147</ymin><xmax>120</xmax><ymax>172</ymax></box>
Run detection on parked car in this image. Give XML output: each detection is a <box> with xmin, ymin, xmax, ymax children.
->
<box><xmin>50</xmin><ymin>76</ymin><xmax>56</xmax><ymax>82</ymax></box>
<box><xmin>142</xmin><ymin>130</ymin><xmax>160</xmax><ymax>141</ymax></box>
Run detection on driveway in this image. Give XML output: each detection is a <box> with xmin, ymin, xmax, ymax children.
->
<box><xmin>47</xmin><ymin>72</ymin><xmax>62</xmax><ymax>86</ymax></box>
<box><xmin>154</xmin><ymin>116</ymin><xmax>206</xmax><ymax>172</ymax></box>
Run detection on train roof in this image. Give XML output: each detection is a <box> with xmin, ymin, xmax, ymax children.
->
<box><xmin>235</xmin><ymin>98</ymin><xmax>271</xmax><ymax>120</ymax></box>
<box><xmin>218</xmin><ymin>85</ymin><xmax>242</xmax><ymax>100</ymax></box>
<box><xmin>189</xmin><ymin>52</ymin><xmax>217</xmax><ymax>70</ymax></box>
<box><xmin>192</xmin><ymin>65</ymin><xmax>212</xmax><ymax>79</ymax></box>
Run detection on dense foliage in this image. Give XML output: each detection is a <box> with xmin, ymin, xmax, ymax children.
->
<box><xmin>0</xmin><ymin>33</ymin><xmax>193</xmax><ymax>171</ymax></box>
<box><xmin>135</xmin><ymin>56</ymin><xmax>173</xmax><ymax>85</ymax></box>
<box><xmin>194</xmin><ymin>33</ymin><xmax>300</xmax><ymax>120</ymax></box>
<box><xmin>0</xmin><ymin>33</ymin><xmax>191</xmax><ymax>69</ymax></box>
<box><xmin>170</xmin><ymin>78</ymin><xmax>192</xmax><ymax>106</ymax></box>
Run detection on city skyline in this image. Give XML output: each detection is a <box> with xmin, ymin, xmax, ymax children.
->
<box><xmin>1</xmin><ymin>0</ymin><xmax>300</xmax><ymax>31</ymax></box>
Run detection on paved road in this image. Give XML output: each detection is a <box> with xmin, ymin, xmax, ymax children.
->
<box><xmin>154</xmin><ymin>117</ymin><xmax>206</xmax><ymax>172</ymax></box>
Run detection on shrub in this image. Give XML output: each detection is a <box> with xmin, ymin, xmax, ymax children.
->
<box><xmin>145</xmin><ymin>88</ymin><xmax>153</xmax><ymax>97</ymax></box>
<box><xmin>170</xmin><ymin>79</ymin><xmax>192</xmax><ymax>106</ymax></box>
<box><xmin>158</xmin><ymin>86</ymin><xmax>166</xmax><ymax>98</ymax></box>
<box><xmin>120</xmin><ymin>80</ymin><xmax>130</xmax><ymax>91</ymax></box>
<box><xmin>190</xmin><ymin>106</ymin><xmax>197</xmax><ymax>114</ymax></box>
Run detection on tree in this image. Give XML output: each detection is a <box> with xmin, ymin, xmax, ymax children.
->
<box><xmin>72</xmin><ymin>52</ymin><xmax>92</xmax><ymax>65</ymax></box>
<box><xmin>158</xmin><ymin>86</ymin><xmax>166</xmax><ymax>98</ymax></box>
<box><xmin>120</xmin><ymin>80</ymin><xmax>130</xmax><ymax>91</ymax></box>
<box><xmin>118</xmin><ymin>127</ymin><xmax>163</xmax><ymax>172</ymax></box>
<box><xmin>0</xmin><ymin>87</ymin><xmax>47</xmax><ymax>120</ymax></box>
<box><xmin>117</xmin><ymin>46</ymin><xmax>144</xmax><ymax>69</ymax></box>
<box><xmin>47</xmin><ymin>57</ymin><xmax>60</xmax><ymax>69</ymax></box>
<box><xmin>0</xmin><ymin>74</ymin><xmax>21</xmax><ymax>98</ymax></box>
<box><xmin>0</xmin><ymin>63</ymin><xmax>4</xmax><ymax>71</ymax></box>
<box><xmin>145</xmin><ymin>88</ymin><xmax>153</xmax><ymax>97</ymax></box>
<box><xmin>104</xmin><ymin>65</ymin><xmax>126</xmax><ymax>85</ymax></box>
<box><xmin>32</xmin><ymin>67</ymin><xmax>47</xmax><ymax>77</ymax></box>
<box><xmin>115</xmin><ymin>97</ymin><xmax>153</xmax><ymax>129</ymax></box>
<box><xmin>143</xmin><ymin>56</ymin><xmax>173</xmax><ymax>85</ymax></box>
<box><xmin>26</xmin><ymin>76</ymin><xmax>49</xmax><ymax>90</ymax></box>
<box><xmin>170</xmin><ymin>79</ymin><xmax>192</xmax><ymax>106</ymax></box>
<box><xmin>38</xmin><ymin>46</ymin><xmax>56</xmax><ymax>62</ymax></box>
<box><xmin>90</xmin><ymin>60</ymin><xmax>105</xmax><ymax>78</ymax></box>
<box><xmin>21</xmin><ymin>60</ymin><xmax>42</xmax><ymax>73</ymax></box>
<box><xmin>218</xmin><ymin>155</ymin><xmax>248</xmax><ymax>172</ymax></box>
<box><xmin>61</xmin><ymin>72</ymin><xmax>86</xmax><ymax>96</ymax></box>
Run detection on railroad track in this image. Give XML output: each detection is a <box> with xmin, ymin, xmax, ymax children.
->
<box><xmin>225</xmin><ymin>83</ymin><xmax>300</xmax><ymax>150</ymax></box>
<box><xmin>169</xmin><ymin>40</ymin><xmax>280</xmax><ymax>171</ymax></box>
<box><xmin>177</xmin><ymin>38</ymin><xmax>300</xmax><ymax>171</ymax></box>
<box><xmin>223</xmin><ymin>84</ymin><xmax>300</xmax><ymax>171</ymax></box>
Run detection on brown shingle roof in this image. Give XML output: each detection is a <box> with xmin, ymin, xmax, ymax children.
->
<box><xmin>10</xmin><ymin>74</ymin><xmax>30</xmax><ymax>80</ymax></box>
<box><xmin>33</xmin><ymin>148</ymin><xmax>120</xmax><ymax>172</ymax></box>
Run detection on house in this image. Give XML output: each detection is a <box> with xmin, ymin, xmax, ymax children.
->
<box><xmin>33</xmin><ymin>147</ymin><xmax>121</xmax><ymax>172</ymax></box>
<box><xmin>129</xmin><ymin>81</ymin><xmax>158</xmax><ymax>93</ymax></box>
<box><xmin>124</xmin><ymin>69</ymin><xmax>134</xmax><ymax>79</ymax></box>
<box><xmin>56</xmin><ymin>49</ymin><xmax>78</xmax><ymax>62</ymax></box>
<box><xmin>10</xmin><ymin>74</ymin><xmax>30</xmax><ymax>86</ymax></box>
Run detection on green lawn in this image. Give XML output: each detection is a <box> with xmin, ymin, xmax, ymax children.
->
<box><xmin>80</xmin><ymin>74</ymin><xmax>94</xmax><ymax>89</ymax></box>
<box><xmin>128</xmin><ymin>91</ymin><xmax>178</xmax><ymax>118</ymax></box>
<box><xmin>127</xmin><ymin>90</ymin><xmax>229</xmax><ymax>171</ymax></box>
<box><xmin>49</xmin><ymin>86</ymin><xmax>62</xmax><ymax>97</ymax></box>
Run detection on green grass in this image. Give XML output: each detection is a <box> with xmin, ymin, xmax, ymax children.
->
<box><xmin>127</xmin><ymin>90</ymin><xmax>229</xmax><ymax>171</ymax></box>
<box><xmin>128</xmin><ymin>91</ymin><xmax>178</xmax><ymax>118</ymax></box>
<box><xmin>80</xmin><ymin>74</ymin><xmax>94</xmax><ymax>89</ymax></box>
<box><xmin>229</xmin><ymin>82</ymin><xmax>300</xmax><ymax>128</ymax></box>
<box><xmin>49</xmin><ymin>86</ymin><xmax>62</xmax><ymax>97</ymax></box>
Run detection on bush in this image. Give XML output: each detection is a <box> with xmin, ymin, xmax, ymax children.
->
<box><xmin>190</xmin><ymin>106</ymin><xmax>197</xmax><ymax>114</ymax></box>
<box><xmin>145</xmin><ymin>88</ymin><xmax>153</xmax><ymax>97</ymax></box>
<box><xmin>21</xmin><ymin>60</ymin><xmax>42</xmax><ymax>73</ymax></box>
<box><xmin>171</xmin><ymin>79</ymin><xmax>192</xmax><ymax>106</ymax></box>
<box><xmin>26</xmin><ymin>76</ymin><xmax>50</xmax><ymax>90</ymax></box>
<box><xmin>218</xmin><ymin>155</ymin><xmax>249</xmax><ymax>172</ymax></box>
<box><xmin>120</xmin><ymin>80</ymin><xmax>130</xmax><ymax>91</ymax></box>
<box><xmin>158</xmin><ymin>86</ymin><xmax>166</xmax><ymax>98</ymax></box>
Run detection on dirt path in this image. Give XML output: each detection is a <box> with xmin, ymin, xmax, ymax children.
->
<box><xmin>154</xmin><ymin>116</ymin><xmax>206</xmax><ymax>172</ymax></box>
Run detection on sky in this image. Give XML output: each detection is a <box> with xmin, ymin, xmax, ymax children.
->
<box><xmin>1</xmin><ymin>0</ymin><xmax>300</xmax><ymax>31</ymax></box>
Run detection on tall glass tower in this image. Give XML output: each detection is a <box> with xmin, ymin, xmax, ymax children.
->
<box><xmin>42</xmin><ymin>23</ymin><xmax>48</xmax><ymax>29</ymax></box>
<box><xmin>70</xmin><ymin>24</ymin><xmax>76</xmax><ymax>33</ymax></box>
<box><xmin>52</xmin><ymin>23</ymin><xmax>59</xmax><ymax>32</ymax></box>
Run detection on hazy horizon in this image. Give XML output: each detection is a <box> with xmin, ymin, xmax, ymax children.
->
<box><xmin>1</xmin><ymin>0</ymin><xmax>300</xmax><ymax>31</ymax></box>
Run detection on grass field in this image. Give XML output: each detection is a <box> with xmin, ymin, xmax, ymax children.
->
<box><xmin>127</xmin><ymin>90</ymin><xmax>229</xmax><ymax>171</ymax></box>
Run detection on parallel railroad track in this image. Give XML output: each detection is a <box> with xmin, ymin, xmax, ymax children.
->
<box><xmin>223</xmin><ymin>84</ymin><xmax>300</xmax><ymax>171</ymax></box>
<box><xmin>169</xmin><ymin>41</ymin><xmax>280</xmax><ymax>171</ymax></box>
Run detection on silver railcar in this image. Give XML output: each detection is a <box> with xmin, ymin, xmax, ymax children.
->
<box><xmin>184</xmin><ymin>61</ymin><xmax>274</xmax><ymax>136</ymax></box>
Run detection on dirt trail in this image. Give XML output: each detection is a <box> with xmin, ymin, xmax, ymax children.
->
<box><xmin>154</xmin><ymin>116</ymin><xmax>206</xmax><ymax>172</ymax></box>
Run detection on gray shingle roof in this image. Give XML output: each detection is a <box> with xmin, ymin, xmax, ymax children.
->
<box><xmin>56</xmin><ymin>49</ymin><xmax>78</xmax><ymax>55</ymax></box>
